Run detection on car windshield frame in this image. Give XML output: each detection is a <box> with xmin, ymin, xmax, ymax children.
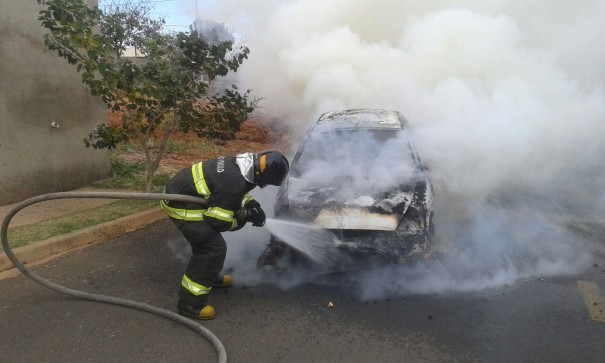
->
<box><xmin>290</xmin><ymin>128</ymin><xmax>418</xmax><ymax>179</ymax></box>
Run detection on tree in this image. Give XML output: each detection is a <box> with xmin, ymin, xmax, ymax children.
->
<box><xmin>37</xmin><ymin>0</ymin><xmax>258</xmax><ymax>191</ymax></box>
<box><xmin>98</xmin><ymin>0</ymin><xmax>165</xmax><ymax>59</ymax></box>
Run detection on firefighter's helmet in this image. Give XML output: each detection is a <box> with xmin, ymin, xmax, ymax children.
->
<box><xmin>254</xmin><ymin>149</ymin><xmax>289</xmax><ymax>187</ymax></box>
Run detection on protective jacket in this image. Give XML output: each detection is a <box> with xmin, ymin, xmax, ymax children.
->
<box><xmin>160</xmin><ymin>155</ymin><xmax>259</xmax><ymax>232</ymax></box>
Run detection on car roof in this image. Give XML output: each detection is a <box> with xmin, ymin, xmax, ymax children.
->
<box><xmin>315</xmin><ymin>109</ymin><xmax>407</xmax><ymax>130</ymax></box>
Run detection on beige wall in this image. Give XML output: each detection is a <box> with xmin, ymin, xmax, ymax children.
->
<box><xmin>0</xmin><ymin>0</ymin><xmax>110</xmax><ymax>204</ymax></box>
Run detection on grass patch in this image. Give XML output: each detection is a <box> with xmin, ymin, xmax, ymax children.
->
<box><xmin>3</xmin><ymin>199</ymin><xmax>158</xmax><ymax>250</ymax></box>
<box><xmin>165</xmin><ymin>139</ymin><xmax>193</xmax><ymax>153</ymax></box>
<box><xmin>92</xmin><ymin>157</ymin><xmax>171</xmax><ymax>191</ymax></box>
<box><xmin>93</xmin><ymin>139</ymin><xmax>222</xmax><ymax>191</ymax></box>
<box><xmin>163</xmin><ymin>137</ymin><xmax>223</xmax><ymax>155</ymax></box>
<box><xmin>197</xmin><ymin>140</ymin><xmax>224</xmax><ymax>154</ymax></box>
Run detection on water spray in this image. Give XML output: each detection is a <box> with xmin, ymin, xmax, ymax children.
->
<box><xmin>263</xmin><ymin>218</ymin><xmax>342</xmax><ymax>267</ymax></box>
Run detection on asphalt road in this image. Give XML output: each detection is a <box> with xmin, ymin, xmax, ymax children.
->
<box><xmin>1</xmin><ymin>219</ymin><xmax>604</xmax><ymax>363</ymax></box>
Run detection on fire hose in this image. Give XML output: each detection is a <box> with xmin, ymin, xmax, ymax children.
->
<box><xmin>0</xmin><ymin>191</ymin><xmax>227</xmax><ymax>363</ymax></box>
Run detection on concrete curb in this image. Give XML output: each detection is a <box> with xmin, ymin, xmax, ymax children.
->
<box><xmin>0</xmin><ymin>208</ymin><xmax>167</xmax><ymax>273</ymax></box>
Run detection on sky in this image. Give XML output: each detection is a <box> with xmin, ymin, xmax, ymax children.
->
<box><xmin>100</xmin><ymin>0</ymin><xmax>605</xmax><ymax>298</ymax></box>
<box><xmin>98</xmin><ymin>0</ymin><xmax>197</xmax><ymax>31</ymax></box>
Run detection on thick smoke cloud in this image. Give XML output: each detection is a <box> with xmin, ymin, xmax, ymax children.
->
<box><xmin>180</xmin><ymin>0</ymin><xmax>605</xmax><ymax>297</ymax></box>
<box><xmin>289</xmin><ymin>129</ymin><xmax>418</xmax><ymax>201</ymax></box>
<box><xmin>194</xmin><ymin>0</ymin><xmax>605</xmax><ymax>205</ymax></box>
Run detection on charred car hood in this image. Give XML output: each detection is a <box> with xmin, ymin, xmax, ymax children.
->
<box><xmin>286</xmin><ymin>179</ymin><xmax>418</xmax><ymax>231</ymax></box>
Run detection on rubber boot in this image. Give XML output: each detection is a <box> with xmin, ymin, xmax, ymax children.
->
<box><xmin>214</xmin><ymin>274</ymin><xmax>232</xmax><ymax>288</ymax></box>
<box><xmin>177</xmin><ymin>301</ymin><xmax>216</xmax><ymax>320</ymax></box>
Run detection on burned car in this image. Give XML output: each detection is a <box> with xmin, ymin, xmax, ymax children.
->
<box><xmin>258</xmin><ymin>109</ymin><xmax>435</xmax><ymax>271</ymax></box>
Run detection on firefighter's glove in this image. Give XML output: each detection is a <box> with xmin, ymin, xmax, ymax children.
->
<box><xmin>235</xmin><ymin>208</ymin><xmax>247</xmax><ymax>221</ymax></box>
<box><xmin>246</xmin><ymin>206</ymin><xmax>266</xmax><ymax>227</ymax></box>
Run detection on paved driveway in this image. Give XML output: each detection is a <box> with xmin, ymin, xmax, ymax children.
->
<box><xmin>1</xmin><ymin>219</ymin><xmax>604</xmax><ymax>363</ymax></box>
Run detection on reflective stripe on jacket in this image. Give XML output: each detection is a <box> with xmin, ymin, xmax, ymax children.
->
<box><xmin>160</xmin><ymin>200</ymin><xmax>205</xmax><ymax>221</ymax></box>
<box><xmin>192</xmin><ymin>162</ymin><xmax>211</xmax><ymax>197</ymax></box>
<box><xmin>161</xmin><ymin>157</ymin><xmax>258</xmax><ymax>232</ymax></box>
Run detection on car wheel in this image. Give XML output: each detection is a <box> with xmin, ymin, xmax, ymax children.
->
<box><xmin>256</xmin><ymin>237</ymin><xmax>315</xmax><ymax>274</ymax></box>
<box><xmin>256</xmin><ymin>245</ymin><xmax>280</xmax><ymax>270</ymax></box>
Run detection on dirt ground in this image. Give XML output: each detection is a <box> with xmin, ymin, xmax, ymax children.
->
<box><xmin>110</xmin><ymin>110</ymin><xmax>293</xmax><ymax>174</ymax></box>
<box><xmin>162</xmin><ymin>118</ymin><xmax>291</xmax><ymax>171</ymax></box>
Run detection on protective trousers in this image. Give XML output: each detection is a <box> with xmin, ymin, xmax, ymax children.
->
<box><xmin>171</xmin><ymin>219</ymin><xmax>227</xmax><ymax>307</ymax></box>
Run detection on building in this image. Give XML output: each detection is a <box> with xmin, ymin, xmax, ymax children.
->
<box><xmin>0</xmin><ymin>0</ymin><xmax>109</xmax><ymax>204</ymax></box>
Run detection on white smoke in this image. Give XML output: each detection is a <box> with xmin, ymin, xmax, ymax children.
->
<box><xmin>289</xmin><ymin>129</ymin><xmax>418</xmax><ymax>201</ymax></box>
<box><xmin>357</xmin><ymin>202</ymin><xmax>592</xmax><ymax>300</ymax></box>
<box><xmin>194</xmin><ymin>19</ymin><xmax>234</xmax><ymax>45</ymax></box>
<box><xmin>180</xmin><ymin>0</ymin><xmax>605</xmax><ymax>297</ymax></box>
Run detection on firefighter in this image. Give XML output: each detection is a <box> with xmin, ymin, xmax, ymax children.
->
<box><xmin>160</xmin><ymin>149</ymin><xmax>289</xmax><ymax>320</ymax></box>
